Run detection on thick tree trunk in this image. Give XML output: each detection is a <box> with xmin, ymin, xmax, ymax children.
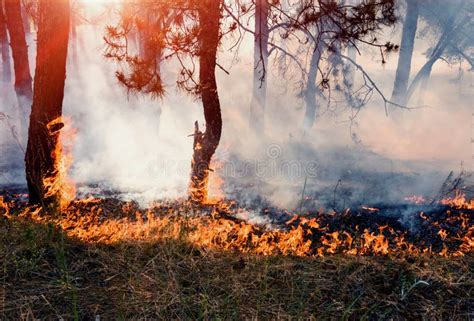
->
<box><xmin>303</xmin><ymin>42</ymin><xmax>323</xmax><ymax>133</ymax></box>
<box><xmin>390</xmin><ymin>0</ymin><xmax>419</xmax><ymax>105</ymax></box>
<box><xmin>249</xmin><ymin>0</ymin><xmax>269</xmax><ymax>135</ymax></box>
<box><xmin>189</xmin><ymin>0</ymin><xmax>222</xmax><ymax>204</ymax></box>
<box><xmin>4</xmin><ymin>0</ymin><xmax>32</xmax><ymax>106</ymax></box>
<box><xmin>0</xmin><ymin>0</ymin><xmax>12</xmax><ymax>83</ymax></box>
<box><xmin>25</xmin><ymin>0</ymin><xmax>70</xmax><ymax>208</ymax></box>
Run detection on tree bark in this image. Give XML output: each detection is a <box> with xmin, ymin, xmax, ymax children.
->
<box><xmin>189</xmin><ymin>0</ymin><xmax>222</xmax><ymax>204</ymax></box>
<box><xmin>4</xmin><ymin>0</ymin><xmax>32</xmax><ymax>104</ymax></box>
<box><xmin>390</xmin><ymin>0</ymin><xmax>419</xmax><ymax>105</ymax></box>
<box><xmin>303</xmin><ymin>42</ymin><xmax>323</xmax><ymax>133</ymax></box>
<box><xmin>0</xmin><ymin>0</ymin><xmax>11</xmax><ymax>83</ymax></box>
<box><xmin>249</xmin><ymin>0</ymin><xmax>269</xmax><ymax>135</ymax></box>
<box><xmin>25</xmin><ymin>0</ymin><xmax>70</xmax><ymax>208</ymax></box>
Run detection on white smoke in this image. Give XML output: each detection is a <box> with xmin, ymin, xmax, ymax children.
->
<box><xmin>0</xmin><ymin>2</ymin><xmax>472</xmax><ymax>209</ymax></box>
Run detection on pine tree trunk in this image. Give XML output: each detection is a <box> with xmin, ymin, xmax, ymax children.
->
<box><xmin>249</xmin><ymin>0</ymin><xmax>269</xmax><ymax>135</ymax></box>
<box><xmin>25</xmin><ymin>0</ymin><xmax>70</xmax><ymax>208</ymax></box>
<box><xmin>0</xmin><ymin>0</ymin><xmax>12</xmax><ymax>83</ymax></box>
<box><xmin>4</xmin><ymin>0</ymin><xmax>32</xmax><ymax>104</ymax></box>
<box><xmin>390</xmin><ymin>0</ymin><xmax>419</xmax><ymax>105</ymax></box>
<box><xmin>189</xmin><ymin>0</ymin><xmax>222</xmax><ymax>204</ymax></box>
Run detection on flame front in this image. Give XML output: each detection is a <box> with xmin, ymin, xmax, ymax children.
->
<box><xmin>12</xmin><ymin>193</ymin><xmax>472</xmax><ymax>258</ymax></box>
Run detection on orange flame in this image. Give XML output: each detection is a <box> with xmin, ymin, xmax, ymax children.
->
<box><xmin>12</xmin><ymin>195</ymin><xmax>472</xmax><ymax>258</ymax></box>
<box><xmin>440</xmin><ymin>192</ymin><xmax>474</xmax><ymax>210</ymax></box>
<box><xmin>0</xmin><ymin>197</ymin><xmax>10</xmax><ymax>218</ymax></box>
<box><xmin>42</xmin><ymin>116</ymin><xmax>77</xmax><ymax>210</ymax></box>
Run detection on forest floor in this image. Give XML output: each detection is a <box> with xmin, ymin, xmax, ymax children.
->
<box><xmin>0</xmin><ymin>199</ymin><xmax>473</xmax><ymax>320</ymax></box>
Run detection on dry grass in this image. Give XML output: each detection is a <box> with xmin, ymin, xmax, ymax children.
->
<box><xmin>1</xmin><ymin>209</ymin><xmax>473</xmax><ymax>320</ymax></box>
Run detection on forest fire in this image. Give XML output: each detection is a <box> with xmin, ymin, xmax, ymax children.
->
<box><xmin>1</xmin><ymin>191</ymin><xmax>471</xmax><ymax>258</ymax></box>
<box><xmin>1</xmin><ymin>0</ymin><xmax>473</xmax><ymax>318</ymax></box>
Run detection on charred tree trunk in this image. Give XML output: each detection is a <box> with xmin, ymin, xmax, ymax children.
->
<box><xmin>0</xmin><ymin>0</ymin><xmax>12</xmax><ymax>83</ymax></box>
<box><xmin>249</xmin><ymin>0</ymin><xmax>269</xmax><ymax>135</ymax></box>
<box><xmin>189</xmin><ymin>0</ymin><xmax>222</xmax><ymax>204</ymax></box>
<box><xmin>25</xmin><ymin>0</ymin><xmax>70</xmax><ymax>208</ymax></box>
<box><xmin>4</xmin><ymin>0</ymin><xmax>32</xmax><ymax>107</ymax></box>
<box><xmin>302</xmin><ymin>42</ymin><xmax>323</xmax><ymax>133</ymax></box>
<box><xmin>390</xmin><ymin>0</ymin><xmax>419</xmax><ymax>105</ymax></box>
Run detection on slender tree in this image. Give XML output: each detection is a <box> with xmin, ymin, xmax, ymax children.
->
<box><xmin>274</xmin><ymin>0</ymin><xmax>399</xmax><ymax>132</ymax></box>
<box><xmin>405</xmin><ymin>0</ymin><xmax>469</xmax><ymax>103</ymax></box>
<box><xmin>390</xmin><ymin>0</ymin><xmax>419</xmax><ymax>105</ymax></box>
<box><xmin>0</xmin><ymin>0</ymin><xmax>11</xmax><ymax>82</ymax></box>
<box><xmin>249</xmin><ymin>0</ymin><xmax>269</xmax><ymax>135</ymax></box>
<box><xmin>4</xmin><ymin>0</ymin><xmax>32</xmax><ymax>112</ymax></box>
<box><xmin>302</xmin><ymin>41</ymin><xmax>323</xmax><ymax>133</ymax></box>
<box><xmin>189</xmin><ymin>0</ymin><xmax>223</xmax><ymax>203</ymax></box>
<box><xmin>25</xmin><ymin>0</ymin><xmax>70</xmax><ymax>208</ymax></box>
<box><xmin>106</xmin><ymin>0</ymin><xmax>224</xmax><ymax>204</ymax></box>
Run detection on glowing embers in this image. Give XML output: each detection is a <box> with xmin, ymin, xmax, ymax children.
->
<box><xmin>42</xmin><ymin>116</ymin><xmax>77</xmax><ymax>210</ymax></box>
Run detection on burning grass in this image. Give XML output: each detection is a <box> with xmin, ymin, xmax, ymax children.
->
<box><xmin>0</xmin><ymin>194</ymin><xmax>472</xmax><ymax>319</ymax></box>
<box><xmin>1</xmin><ymin>193</ymin><xmax>472</xmax><ymax>257</ymax></box>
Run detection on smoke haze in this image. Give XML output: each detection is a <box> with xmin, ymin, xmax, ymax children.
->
<box><xmin>0</xmin><ymin>1</ymin><xmax>472</xmax><ymax>208</ymax></box>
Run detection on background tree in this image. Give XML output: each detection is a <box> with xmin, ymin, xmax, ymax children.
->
<box><xmin>249</xmin><ymin>0</ymin><xmax>269</xmax><ymax>135</ymax></box>
<box><xmin>4</xmin><ymin>0</ymin><xmax>32</xmax><ymax>125</ymax></box>
<box><xmin>0</xmin><ymin>0</ymin><xmax>11</xmax><ymax>83</ymax></box>
<box><xmin>390</xmin><ymin>0</ymin><xmax>419</xmax><ymax>105</ymax></box>
<box><xmin>25</xmin><ymin>0</ymin><xmax>70</xmax><ymax>208</ymax></box>
<box><xmin>266</xmin><ymin>0</ymin><xmax>399</xmax><ymax>133</ymax></box>
<box><xmin>105</xmin><ymin>0</ymin><xmax>225</xmax><ymax>204</ymax></box>
<box><xmin>405</xmin><ymin>0</ymin><xmax>472</xmax><ymax>103</ymax></box>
